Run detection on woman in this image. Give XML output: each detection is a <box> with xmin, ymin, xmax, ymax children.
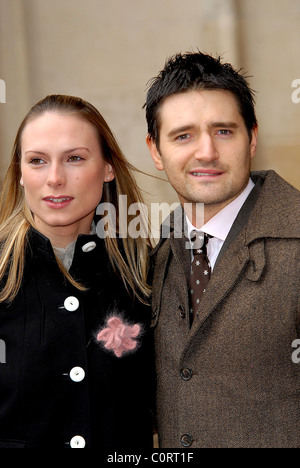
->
<box><xmin>0</xmin><ymin>95</ymin><xmax>154</xmax><ymax>448</ymax></box>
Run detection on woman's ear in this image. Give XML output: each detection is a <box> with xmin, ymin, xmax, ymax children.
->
<box><xmin>105</xmin><ymin>164</ymin><xmax>115</xmax><ymax>182</ymax></box>
<box><xmin>146</xmin><ymin>135</ymin><xmax>164</xmax><ymax>171</ymax></box>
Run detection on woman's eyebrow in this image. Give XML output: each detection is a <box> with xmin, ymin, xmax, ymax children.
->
<box><xmin>25</xmin><ymin>147</ymin><xmax>91</xmax><ymax>155</ymax></box>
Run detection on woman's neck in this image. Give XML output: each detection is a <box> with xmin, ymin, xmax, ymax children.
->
<box><xmin>34</xmin><ymin>218</ymin><xmax>93</xmax><ymax>248</ymax></box>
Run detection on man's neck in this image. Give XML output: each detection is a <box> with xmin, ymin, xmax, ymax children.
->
<box><xmin>184</xmin><ymin>178</ymin><xmax>255</xmax><ymax>231</ymax></box>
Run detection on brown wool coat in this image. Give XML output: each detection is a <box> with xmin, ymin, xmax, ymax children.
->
<box><xmin>151</xmin><ymin>171</ymin><xmax>300</xmax><ymax>448</ymax></box>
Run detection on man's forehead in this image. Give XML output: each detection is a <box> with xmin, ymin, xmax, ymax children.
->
<box><xmin>158</xmin><ymin>89</ymin><xmax>243</xmax><ymax>131</ymax></box>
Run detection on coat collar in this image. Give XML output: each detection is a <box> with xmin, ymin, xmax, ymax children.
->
<box><xmin>27</xmin><ymin>227</ymin><xmax>106</xmax><ymax>263</ymax></box>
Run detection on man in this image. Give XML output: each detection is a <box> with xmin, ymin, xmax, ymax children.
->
<box><xmin>145</xmin><ymin>52</ymin><xmax>300</xmax><ymax>448</ymax></box>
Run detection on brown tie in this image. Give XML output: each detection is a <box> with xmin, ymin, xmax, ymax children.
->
<box><xmin>189</xmin><ymin>231</ymin><xmax>211</xmax><ymax>324</ymax></box>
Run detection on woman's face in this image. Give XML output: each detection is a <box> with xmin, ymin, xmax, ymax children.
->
<box><xmin>20</xmin><ymin>111</ymin><xmax>114</xmax><ymax>246</ymax></box>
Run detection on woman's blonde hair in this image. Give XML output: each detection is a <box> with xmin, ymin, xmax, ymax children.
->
<box><xmin>0</xmin><ymin>94</ymin><xmax>152</xmax><ymax>303</ymax></box>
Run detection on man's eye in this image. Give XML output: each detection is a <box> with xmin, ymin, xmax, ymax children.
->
<box><xmin>177</xmin><ymin>134</ymin><xmax>191</xmax><ymax>141</ymax></box>
<box><xmin>217</xmin><ymin>130</ymin><xmax>231</xmax><ymax>136</ymax></box>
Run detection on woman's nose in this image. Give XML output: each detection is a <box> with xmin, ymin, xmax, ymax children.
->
<box><xmin>46</xmin><ymin>163</ymin><xmax>66</xmax><ymax>187</ymax></box>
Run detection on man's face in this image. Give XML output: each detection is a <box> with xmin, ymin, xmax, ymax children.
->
<box><xmin>147</xmin><ymin>89</ymin><xmax>257</xmax><ymax>222</ymax></box>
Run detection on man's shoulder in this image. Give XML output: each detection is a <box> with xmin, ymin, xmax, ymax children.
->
<box><xmin>252</xmin><ymin>170</ymin><xmax>300</xmax><ymax>199</ymax></box>
<box><xmin>247</xmin><ymin>170</ymin><xmax>300</xmax><ymax>241</ymax></box>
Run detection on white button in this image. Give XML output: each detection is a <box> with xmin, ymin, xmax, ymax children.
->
<box><xmin>82</xmin><ymin>241</ymin><xmax>96</xmax><ymax>253</ymax></box>
<box><xmin>64</xmin><ymin>296</ymin><xmax>79</xmax><ymax>312</ymax></box>
<box><xmin>70</xmin><ymin>366</ymin><xmax>85</xmax><ymax>382</ymax></box>
<box><xmin>70</xmin><ymin>435</ymin><xmax>86</xmax><ymax>448</ymax></box>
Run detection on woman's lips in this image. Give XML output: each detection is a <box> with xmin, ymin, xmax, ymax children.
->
<box><xmin>43</xmin><ymin>196</ymin><xmax>73</xmax><ymax>208</ymax></box>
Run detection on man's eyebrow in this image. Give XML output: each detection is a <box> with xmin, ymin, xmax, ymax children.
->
<box><xmin>167</xmin><ymin>124</ymin><xmax>198</xmax><ymax>138</ymax></box>
<box><xmin>166</xmin><ymin>121</ymin><xmax>239</xmax><ymax>139</ymax></box>
<box><xmin>208</xmin><ymin>121</ymin><xmax>239</xmax><ymax>129</ymax></box>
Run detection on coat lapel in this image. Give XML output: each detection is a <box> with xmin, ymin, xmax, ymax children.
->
<box><xmin>214</xmin><ymin>174</ymin><xmax>264</xmax><ymax>269</ymax></box>
<box><xmin>169</xmin><ymin>234</ymin><xmax>191</xmax><ymax>309</ymax></box>
<box><xmin>150</xmin><ymin>240</ymin><xmax>171</xmax><ymax>326</ymax></box>
<box><xmin>151</xmin><ymin>205</ymin><xmax>191</xmax><ymax>326</ymax></box>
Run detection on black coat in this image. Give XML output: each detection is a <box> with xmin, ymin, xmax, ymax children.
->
<box><xmin>0</xmin><ymin>228</ymin><xmax>154</xmax><ymax>448</ymax></box>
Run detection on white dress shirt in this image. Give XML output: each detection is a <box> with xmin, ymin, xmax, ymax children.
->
<box><xmin>186</xmin><ymin>179</ymin><xmax>255</xmax><ymax>271</ymax></box>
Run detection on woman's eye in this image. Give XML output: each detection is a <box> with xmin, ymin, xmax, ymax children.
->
<box><xmin>29</xmin><ymin>158</ymin><xmax>45</xmax><ymax>165</ymax></box>
<box><xmin>68</xmin><ymin>155</ymin><xmax>83</xmax><ymax>162</ymax></box>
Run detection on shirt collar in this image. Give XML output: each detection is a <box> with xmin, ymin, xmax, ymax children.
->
<box><xmin>186</xmin><ymin>178</ymin><xmax>255</xmax><ymax>242</ymax></box>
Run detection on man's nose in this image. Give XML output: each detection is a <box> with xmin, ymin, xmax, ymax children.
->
<box><xmin>193</xmin><ymin>134</ymin><xmax>219</xmax><ymax>162</ymax></box>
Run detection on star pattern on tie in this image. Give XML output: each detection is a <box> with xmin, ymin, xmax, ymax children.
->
<box><xmin>189</xmin><ymin>230</ymin><xmax>211</xmax><ymax>324</ymax></box>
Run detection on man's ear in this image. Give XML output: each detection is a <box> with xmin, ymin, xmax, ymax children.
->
<box><xmin>250</xmin><ymin>125</ymin><xmax>258</xmax><ymax>160</ymax></box>
<box><xmin>146</xmin><ymin>135</ymin><xmax>164</xmax><ymax>171</ymax></box>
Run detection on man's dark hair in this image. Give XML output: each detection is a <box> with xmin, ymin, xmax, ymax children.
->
<box><xmin>144</xmin><ymin>51</ymin><xmax>257</xmax><ymax>146</ymax></box>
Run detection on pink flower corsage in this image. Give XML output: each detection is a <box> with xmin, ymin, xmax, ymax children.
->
<box><xmin>96</xmin><ymin>316</ymin><xmax>141</xmax><ymax>358</ymax></box>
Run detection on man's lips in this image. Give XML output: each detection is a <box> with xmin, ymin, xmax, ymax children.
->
<box><xmin>189</xmin><ymin>169</ymin><xmax>224</xmax><ymax>177</ymax></box>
